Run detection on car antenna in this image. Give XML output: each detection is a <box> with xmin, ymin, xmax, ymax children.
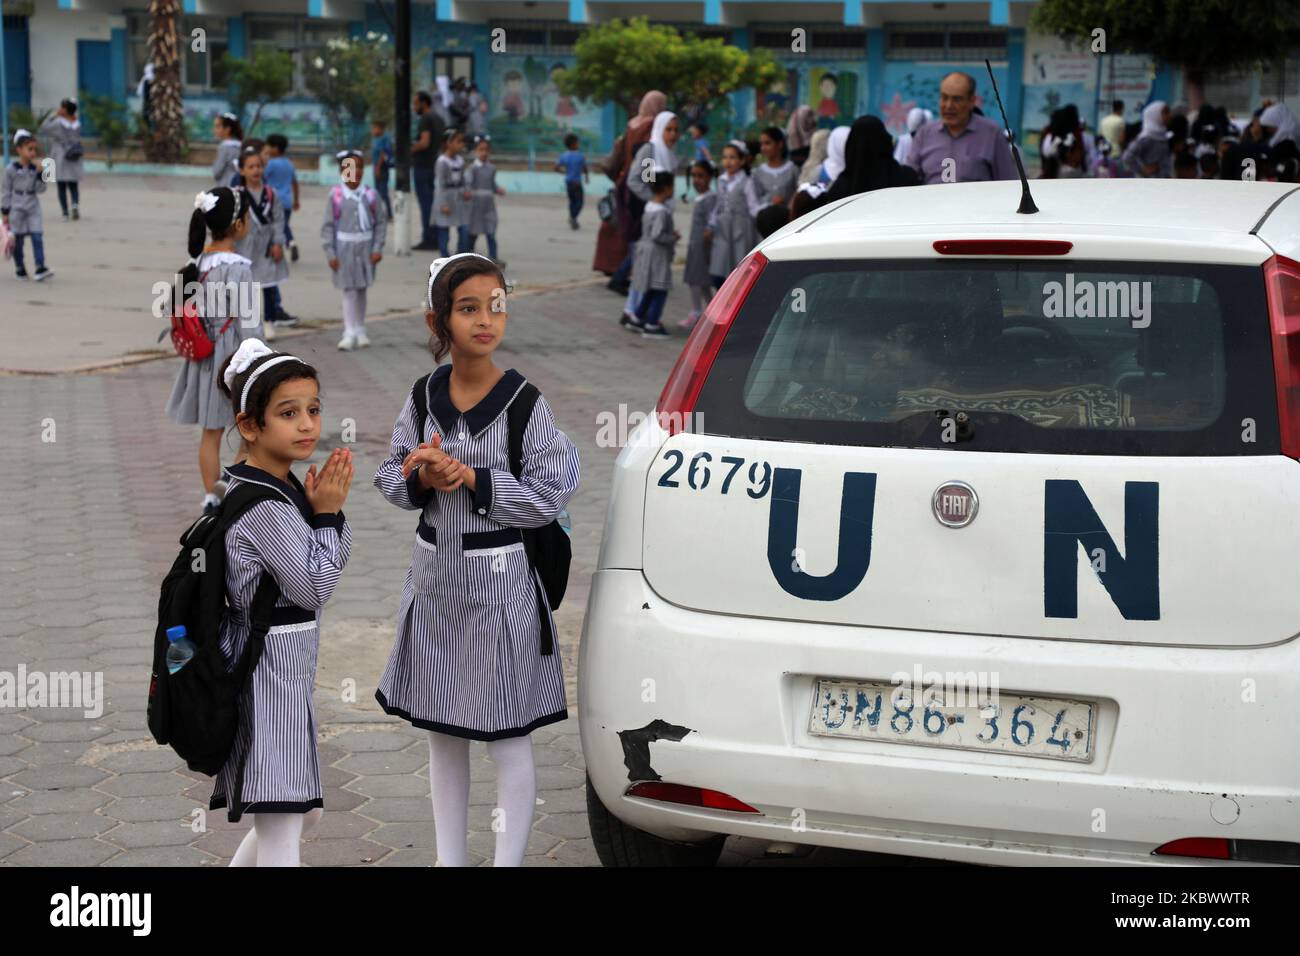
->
<box><xmin>985</xmin><ymin>58</ymin><xmax>1038</xmax><ymax>215</ymax></box>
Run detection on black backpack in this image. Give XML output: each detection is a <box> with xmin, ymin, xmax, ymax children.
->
<box><xmin>411</xmin><ymin>374</ymin><xmax>572</xmax><ymax>640</ymax></box>
<box><xmin>146</xmin><ymin>484</ymin><xmax>283</xmax><ymax>776</ymax></box>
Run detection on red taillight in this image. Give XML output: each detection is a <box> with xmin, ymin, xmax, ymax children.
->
<box><xmin>933</xmin><ymin>239</ymin><xmax>1073</xmax><ymax>256</ymax></box>
<box><xmin>1153</xmin><ymin>838</ymin><xmax>1232</xmax><ymax>860</ymax></box>
<box><xmin>1264</xmin><ymin>254</ymin><xmax>1300</xmax><ymax>458</ymax></box>
<box><xmin>625</xmin><ymin>781</ymin><xmax>761</xmax><ymax>813</ymax></box>
<box><xmin>655</xmin><ymin>250</ymin><xmax>768</xmax><ymax>435</ymax></box>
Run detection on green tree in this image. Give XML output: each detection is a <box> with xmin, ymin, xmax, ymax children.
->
<box><xmin>223</xmin><ymin>47</ymin><xmax>294</xmax><ymax>134</ymax></box>
<box><xmin>1033</xmin><ymin>0</ymin><xmax>1300</xmax><ymax>109</ymax></box>
<box><xmin>143</xmin><ymin>0</ymin><xmax>187</xmax><ymax>163</ymax></box>
<box><xmin>79</xmin><ymin>93</ymin><xmax>129</xmax><ymax>167</ymax></box>
<box><xmin>305</xmin><ymin>34</ymin><xmax>400</xmax><ymax>147</ymax></box>
<box><xmin>555</xmin><ymin>17</ymin><xmax>783</xmax><ymax>120</ymax></box>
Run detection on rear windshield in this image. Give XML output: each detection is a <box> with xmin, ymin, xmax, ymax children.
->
<box><xmin>696</xmin><ymin>259</ymin><xmax>1279</xmax><ymax>455</ymax></box>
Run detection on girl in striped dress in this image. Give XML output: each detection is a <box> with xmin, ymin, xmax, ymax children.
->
<box><xmin>374</xmin><ymin>253</ymin><xmax>581</xmax><ymax>867</ymax></box>
<box><xmin>211</xmin><ymin>337</ymin><xmax>354</xmax><ymax>866</ymax></box>
<box><xmin>166</xmin><ymin>186</ymin><xmax>260</xmax><ymax>512</ymax></box>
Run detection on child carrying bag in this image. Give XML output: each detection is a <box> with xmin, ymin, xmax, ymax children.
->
<box><xmin>161</xmin><ymin>269</ymin><xmax>235</xmax><ymax>362</ymax></box>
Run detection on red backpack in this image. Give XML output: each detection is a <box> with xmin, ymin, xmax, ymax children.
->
<box><xmin>165</xmin><ymin>270</ymin><xmax>234</xmax><ymax>362</ymax></box>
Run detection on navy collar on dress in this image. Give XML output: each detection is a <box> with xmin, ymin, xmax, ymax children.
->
<box><xmin>426</xmin><ymin>364</ymin><xmax>526</xmax><ymax>437</ymax></box>
<box><xmin>226</xmin><ymin>462</ymin><xmax>313</xmax><ymax>523</ymax></box>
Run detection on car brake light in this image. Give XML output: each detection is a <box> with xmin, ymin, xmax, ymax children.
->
<box><xmin>1154</xmin><ymin>837</ymin><xmax>1231</xmax><ymax>860</ymax></box>
<box><xmin>1154</xmin><ymin>837</ymin><xmax>1300</xmax><ymax>864</ymax></box>
<box><xmin>625</xmin><ymin>781</ymin><xmax>761</xmax><ymax>813</ymax></box>
<box><xmin>655</xmin><ymin>250</ymin><xmax>768</xmax><ymax>435</ymax></box>
<box><xmin>1264</xmin><ymin>254</ymin><xmax>1300</xmax><ymax>458</ymax></box>
<box><xmin>933</xmin><ymin>239</ymin><xmax>1073</xmax><ymax>255</ymax></box>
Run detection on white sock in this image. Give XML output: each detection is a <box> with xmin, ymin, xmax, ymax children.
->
<box><xmin>427</xmin><ymin>732</ymin><xmax>470</xmax><ymax>866</ymax></box>
<box><xmin>202</xmin><ymin>493</ymin><xmax>220</xmax><ymax>509</ymax></box>
<box><xmin>252</xmin><ymin>812</ymin><xmax>304</xmax><ymax>867</ymax></box>
<box><xmin>485</xmin><ymin>735</ymin><xmax>536</xmax><ymax>867</ymax></box>
<box><xmin>342</xmin><ymin>289</ymin><xmax>366</xmax><ymax>337</ymax></box>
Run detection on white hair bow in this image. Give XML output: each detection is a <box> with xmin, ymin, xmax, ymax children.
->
<box><xmin>426</xmin><ymin>253</ymin><xmax>497</xmax><ymax>310</ymax></box>
<box><xmin>194</xmin><ymin>190</ymin><xmax>220</xmax><ymax>214</ymax></box>
<box><xmin>12</xmin><ymin>128</ymin><xmax>30</xmax><ymax>146</ymax></box>
<box><xmin>223</xmin><ymin>338</ymin><xmax>275</xmax><ymax>390</ymax></box>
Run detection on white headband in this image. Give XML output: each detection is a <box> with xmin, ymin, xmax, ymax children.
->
<box><xmin>426</xmin><ymin>253</ymin><xmax>498</xmax><ymax>311</ymax></box>
<box><xmin>728</xmin><ymin>138</ymin><xmax>749</xmax><ymax>156</ymax></box>
<box><xmin>12</xmin><ymin>128</ymin><xmax>31</xmax><ymax>146</ymax></box>
<box><xmin>224</xmin><ymin>339</ymin><xmax>303</xmax><ymax>413</ymax></box>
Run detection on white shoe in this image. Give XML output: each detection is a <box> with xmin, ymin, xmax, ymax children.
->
<box><xmin>337</xmin><ymin>335</ymin><xmax>357</xmax><ymax>351</ymax></box>
<box><xmin>263</xmin><ymin>321</ymin><xmax>277</xmax><ymax>342</ymax></box>
<box><xmin>355</xmin><ymin>331</ymin><xmax>371</xmax><ymax>348</ymax></box>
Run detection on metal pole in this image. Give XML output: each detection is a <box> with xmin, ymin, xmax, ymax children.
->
<box><xmin>392</xmin><ymin>0</ymin><xmax>411</xmax><ymax>255</ymax></box>
<box><xmin>1</xmin><ymin>14</ymin><xmax>10</xmax><ymax>168</ymax></box>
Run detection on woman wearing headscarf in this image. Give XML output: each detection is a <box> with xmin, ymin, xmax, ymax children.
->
<box><xmin>789</xmin><ymin>115</ymin><xmax>918</xmax><ymax>220</ymax></box>
<box><xmin>892</xmin><ymin>107</ymin><xmax>932</xmax><ymax>166</ymax></box>
<box><xmin>798</xmin><ymin>128</ymin><xmax>831</xmax><ymax>185</ymax></box>
<box><xmin>1123</xmin><ymin>101</ymin><xmax>1173</xmax><ymax>177</ymax></box>
<box><xmin>786</xmin><ymin>105</ymin><xmax>818</xmax><ymax>167</ymax></box>
<box><xmin>1260</xmin><ymin>103</ymin><xmax>1300</xmax><ymax>173</ymax></box>
<box><xmin>593</xmin><ymin>89</ymin><xmax>668</xmax><ymax>285</ymax></box>
<box><xmin>619</xmin><ymin>110</ymin><xmax>680</xmax><ymax>320</ymax></box>
<box><xmin>819</xmin><ymin>125</ymin><xmax>851</xmax><ymax>186</ymax></box>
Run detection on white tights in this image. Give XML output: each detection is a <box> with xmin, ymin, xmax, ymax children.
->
<box><xmin>341</xmin><ymin>288</ymin><xmax>367</xmax><ymax>337</ymax></box>
<box><xmin>229</xmin><ymin>807</ymin><xmax>322</xmax><ymax>867</ymax></box>
<box><xmin>427</xmin><ymin>731</ymin><xmax>536</xmax><ymax>867</ymax></box>
<box><xmin>690</xmin><ymin>283</ymin><xmax>714</xmax><ymax>313</ymax></box>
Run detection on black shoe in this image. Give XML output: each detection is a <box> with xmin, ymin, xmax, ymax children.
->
<box><xmin>272</xmin><ymin>314</ymin><xmax>300</xmax><ymax>327</ymax></box>
<box><xmin>33</xmin><ymin>266</ymin><xmax>52</xmax><ymax>281</ymax></box>
<box><xmin>641</xmin><ymin>323</ymin><xmax>670</xmax><ymax>338</ymax></box>
<box><xmin>623</xmin><ymin>315</ymin><xmax>646</xmax><ymax>332</ymax></box>
<box><xmin>289</xmin><ymin>243</ymin><xmax>299</xmax><ymax>262</ymax></box>
<box><xmin>412</xmin><ymin>240</ymin><xmax>438</xmax><ymax>251</ymax></box>
<box><xmin>607</xmin><ymin>279</ymin><xmax>630</xmax><ymax>294</ymax></box>
<box><xmin>71</xmin><ymin>206</ymin><xmax>80</xmax><ymax>221</ymax></box>
<box><xmin>14</xmin><ymin>267</ymin><xmax>27</xmax><ymax>280</ymax></box>
<box><xmin>569</xmin><ymin>218</ymin><xmax>579</xmax><ymax>230</ymax></box>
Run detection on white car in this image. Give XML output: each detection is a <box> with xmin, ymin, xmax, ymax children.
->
<box><xmin>578</xmin><ymin>178</ymin><xmax>1300</xmax><ymax>866</ymax></box>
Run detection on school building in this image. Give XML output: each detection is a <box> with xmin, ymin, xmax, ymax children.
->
<box><xmin>4</xmin><ymin>0</ymin><xmax>1298</xmax><ymax>161</ymax></box>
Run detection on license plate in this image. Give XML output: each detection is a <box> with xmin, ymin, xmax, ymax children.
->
<box><xmin>808</xmin><ymin>679</ymin><xmax>1096</xmax><ymax>762</ymax></box>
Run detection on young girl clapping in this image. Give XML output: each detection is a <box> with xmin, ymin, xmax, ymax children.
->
<box><xmin>374</xmin><ymin>253</ymin><xmax>580</xmax><ymax>867</ymax></box>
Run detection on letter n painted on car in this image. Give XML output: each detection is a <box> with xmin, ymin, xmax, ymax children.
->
<box><xmin>1044</xmin><ymin>480</ymin><xmax>1159</xmax><ymax>620</ymax></box>
<box><xmin>767</xmin><ymin>468</ymin><xmax>876</xmax><ymax>601</ymax></box>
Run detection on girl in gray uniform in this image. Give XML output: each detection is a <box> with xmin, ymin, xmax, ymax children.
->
<box><xmin>626</xmin><ymin>169</ymin><xmax>679</xmax><ymax>338</ymax></box>
<box><xmin>212</xmin><ymin>112</ymin><xmax>244</xmax><ymax>187</ymax></box>
<box><xmin>434</xmin><ymin>129</ymin><xmax>468</xmax><ymax>256</ymax></box>
<box><xmin>234</xmin><ymin>144</ymin><xmax>288</xmax><ymax>338</ymax></box>
<box><xmin>321</xmin><ymin>150</ymin><xmax>387</xmax><ymax>351</ymax></box>
<box><xmin>375</xmin><ymin>253</ymin><xmax>581</xmax><ymax>867</ymax></box>
<box><xmin>680</xmin><ymin>159</ymin><xmax>717</xmax><ymax>330</ymax></box>
<box><xmin>211</xmin><ymin>338</ymin><xmax>354</xmax><ymax>866</ymax></box>
<box><xmin>751</xmin><ymin>126</ymin><xmax>798</xmax><ymax>210</ymax></box>
<box><xmin>39</xmin><ymin>100</ymin><xmax>83</xmax><ymax>221</ymax></box>
<box><xmin>621</xmin><ymin>110</ymin><xmax>681</xmax><ymax>324</ymax></box>
<box><xmin>166</xmin><ymin>186</ymin><xmax>259</xmax><ymax>510</ymax></box>
<box><xmin>1</xmin><ymin>130</ymin><xmax>52</xmax><ymax>280</ymax></box>
<box><xmin>465</xmin><ymin>135</ymin><xmax>507</xmax><ymax>266</ymax></box>
<box><xmin>707</xmin><ymin>140</ymin><xmax>760</xmax><ymax>287</ymax></box>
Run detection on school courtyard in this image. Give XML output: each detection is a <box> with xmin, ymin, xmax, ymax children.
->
<box><xmin>0</xmin><ymin>173</ymin><xmax>927</xmax><ymax>866</ymax></box>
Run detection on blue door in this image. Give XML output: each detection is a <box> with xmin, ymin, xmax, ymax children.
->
<box><xmin>76</xmin><ymin>39</ymin><xmax>112</xmax><ymax>135</ymax></box>
<box><xmin>3</xmin><ymin>15</ymin><xmax>31</xmax><ymax>110</ymax></box>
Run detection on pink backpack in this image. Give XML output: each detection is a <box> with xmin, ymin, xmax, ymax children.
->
<box><xmin>329</xmin><ymin>184</ymin><xmax>378</xmax><ymax>221</ymax></box>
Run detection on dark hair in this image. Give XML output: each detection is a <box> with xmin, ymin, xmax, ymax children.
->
<box><xmin>1112</xmin><ymin>100</ymin><xmax>1124</xmax><ymax>114</ymax></box>
<box><xmin>821</xmin><ymin>71</ymin><xmax>838</xmax><ymax>87</ymax></box>
<box><xmin>1198</xmin><ymin>153</ymin><xmax>1219</xmax><ymax>175</ymax></box>
<box><xmin>650</xmin><ymin>170</ymin><xmax>674</xmax><ymax>196</ymax></box>
<box><xmin>691</xmin><ymin>158</ymin><xmax>715</xmax><ymax>179</ymax></box>
<box><xmin>217</xmin><ymin>351</ymin><xmax>319</xmax><ymax>427</ymax></box>
<box><xmin>370</xmin><ymin>118</ymin><xmax>386</xmax><ymax>129</ymax></box>
<box><xmin>755</xmin><ymin>203</ymin><xmax>789</xmax><ymax>239</ymax></box>
<box><xmin>416</xmin><ymin>90</ymin><xmax>434</xmax><ymax>108</ymax></box>
<box><xmin>61</xmin><ymin>98</ymin><xmax>77</xmax><ymax>116</ymax></box>
<box><xmin>564</xmin><ymin>133</ymin><xmax>580</xmax><ymax>149</ymax></box>
<box><xmin>238</xmin><ymin>140</ymin><xmax>264</xmax><ymax>170</ymax></box>
<box><xmin>1174</xmin><ymin>151</ymin><xmax>1198</xmax><ymax>172</ymax></box>
<box><xmin>691</xmin><ymin>122</ymin><xmax>709</xmax><ymax>136</ymax></box>
<box><xmin>444</xmin><ymin>128</ymin><xmax>463</xmax><ymax>148</ymax></box>
<box><xmin>13</xmin><ymin>132</ymin><xmax>33</xmax><ymax>148</ymax></box>
<box><xmin>722</xmin><ymin>141</ymin><xmax>752</xmax><ymax>173</ymax></box>
<box><xmin>427</xmin><ymin>256</ymin><xmax>507</xmax><ymax>362</ymax></box>
<box><xmin>216</xmin><ymin>112</ymin><xmax>244</xmax><ymax>140</ymax></box>
<box><xmin>179</xmin><ymin>186</ymin><xmax>252</xmax><ymax>296</ymax></box>
<box><xmin>761</xmin><ymin>125</ymin><xmax>788</xmax><ymax>160</ymax></box>
<box><xmin>265</xmin><ymin>133</ymin><xmax>288</xmax><ymax>152</ymax></box>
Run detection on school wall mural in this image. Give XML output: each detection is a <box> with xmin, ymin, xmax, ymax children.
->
<box><xmin>754</xmin><ymin>61</ymin><xmax>869</xmax><ymax>134</ymax></box>
<box><xmin>127</xmin><ymin>95</ymin><xmax>337</xmax><ymax>148</ymax></box>
<box><xmin>487</xmin><ymin>56</ymin><xmax>602</xmax><ymax>156</ymax></box>
<box><xmin>876</xmin><ymin>62</ymin><xmax>1010</xmax><ymax>139</ymax></box>
<box><xmin>1018</xmin><ymin>50</ymin><xmax>1155</xmax><ymax>158</ymax></box>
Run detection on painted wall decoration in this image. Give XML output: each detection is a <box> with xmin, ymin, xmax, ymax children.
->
<box><xmin>487</xmin><ymin>55</ymin><xmax>601</xmax><ymax>155</ymax></box>
<box><xmin>127</xmin><ymin>95</ymin><xmax>335</xmax><ymax>147</ymax></box>
<box><xmin>877</xmin><ymin>62</ymin><xmax>1009</xmax><ymax>139</ymax></box>
<box><xmin>753</xmin><ymin>61</ymin><xmax>868</xmax><ymax>135</ymax></box>
<box><xmin>1018</xmin><ymin>50</ymin><xmax>1153</xmax><ymax>159</ymax></box>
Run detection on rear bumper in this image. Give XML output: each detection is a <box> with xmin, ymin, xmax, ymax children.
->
<box><xmin>577</xmin><ymin>570</ymin><xmax>1300</xmax><ymax>866</ymax></box>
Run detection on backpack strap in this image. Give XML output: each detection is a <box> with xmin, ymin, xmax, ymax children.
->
<box><xmin>506</xmin><ymin>382</ymin><xmax>540</xmax><ymax>480</ymax></box>
<box><xmin>330</xmin><ymin>184</ymin><xmax>341</xmax><ymax>220</ymax></box>
<box><xmin>411</xmin><ymin>373</ymin><xmax>433</xmax><ymax>444</ymax></box>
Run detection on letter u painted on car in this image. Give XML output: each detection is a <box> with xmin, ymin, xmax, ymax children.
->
<box><xmin>767</xmin><ymin>468</ymin><xmax>876</xmax><ymax>601</ymax></box>
<box><xmin>1044</xmin><ymin>479</ymin><xmax>1159</xmax><ymax>620</ymax></box>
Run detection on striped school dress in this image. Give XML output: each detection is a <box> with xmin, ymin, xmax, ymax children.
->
<box><xmin>373</xmin><ymin>366</ymin><xmax>581</xmax><ymax>740</ymax></box>
<box><xmin>209</xmin><ymin>463</ymin><xmax>352</xmax><ymax>822</ymax></box>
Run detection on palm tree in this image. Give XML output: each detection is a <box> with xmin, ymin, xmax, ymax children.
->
<box><xmin>144</xmin><ymin>0</ymin><xmax>187</xmax><ymax>163</ymax></box>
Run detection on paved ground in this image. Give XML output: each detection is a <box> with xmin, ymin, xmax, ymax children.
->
<box><xmin>0</xmin><ymin>173</ymin><xmax>928</xmax><ymax>867</ymax></box>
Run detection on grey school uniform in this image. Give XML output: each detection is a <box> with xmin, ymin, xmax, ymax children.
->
<box><xmin>209</xmin><ymin>463</ymin><xmax>352</xmax><ymax>823</ymax></box>
<box><xmin>373</xmin><ymin>366</ymin><xmax>581</xmax><ymax>740</ymax></box>
<box><xmin>39</xmin><ymin>116</ymin><xmax>83</xmax><ymax>182</ymax></box>
<box><xmin>212</xmin><ymin>138</ymin><xmax>241</xmax><ymax>185</ymax></box>
<box><xmin>165</xmin><ymin>251</ymin><xmax>258</xmax><ymax>429</ymax></box>
<box><xmin>320</xmin><ymin>185</ymin><xmax>388</xmax><ymax>291</ymax></box>
<box><xmin>1123</xmin><ymin>135</ymin><xmax>1172</xmax><ymax>178</ymax></box>
<box><xmin>708</xmin><ymin>170</ymin><xmax>759</xmax><ymax>277</ymax></box>
<box><xmin>465</xmin><ymin>159</ymin><xmax>499</xmax><ymax>235</ymax></box>
<box><xmin>684</xmin><ymin>190</ymin><xmax>718</xmax><ymax>288</ymax></box>
<box><xmin>631</xmin><ymin>201</ymin><xmax>676</xmax><ymax>293</ymax></box>
<box><xmin>1</xmin><ymin>161</ymin><xmax>45</xmax><ymax>234</ymax></box>
<box><xmin>235</xmin><ymin>185</ymin><xmax>289</xmax><ymax>287</ymax></box>
<box><xmin>751</xmin><ymin>160</ymin><xmax>798</xmax><ymax>207</ymax></box>
<box><xmin>627</xmin><ymin>141</ymin><xmax>657</xmax><ymax>204</ymax></box>
<box><xmin>434</xmin><ymin>154</ymin><xmax>465</xmax><ymax>227</ymax></box>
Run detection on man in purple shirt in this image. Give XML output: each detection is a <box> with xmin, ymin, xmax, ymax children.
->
<box><xmin>907</xmin><ymin>72</ymin><xmax>1019</xmax><ymax>185</ymax></box>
